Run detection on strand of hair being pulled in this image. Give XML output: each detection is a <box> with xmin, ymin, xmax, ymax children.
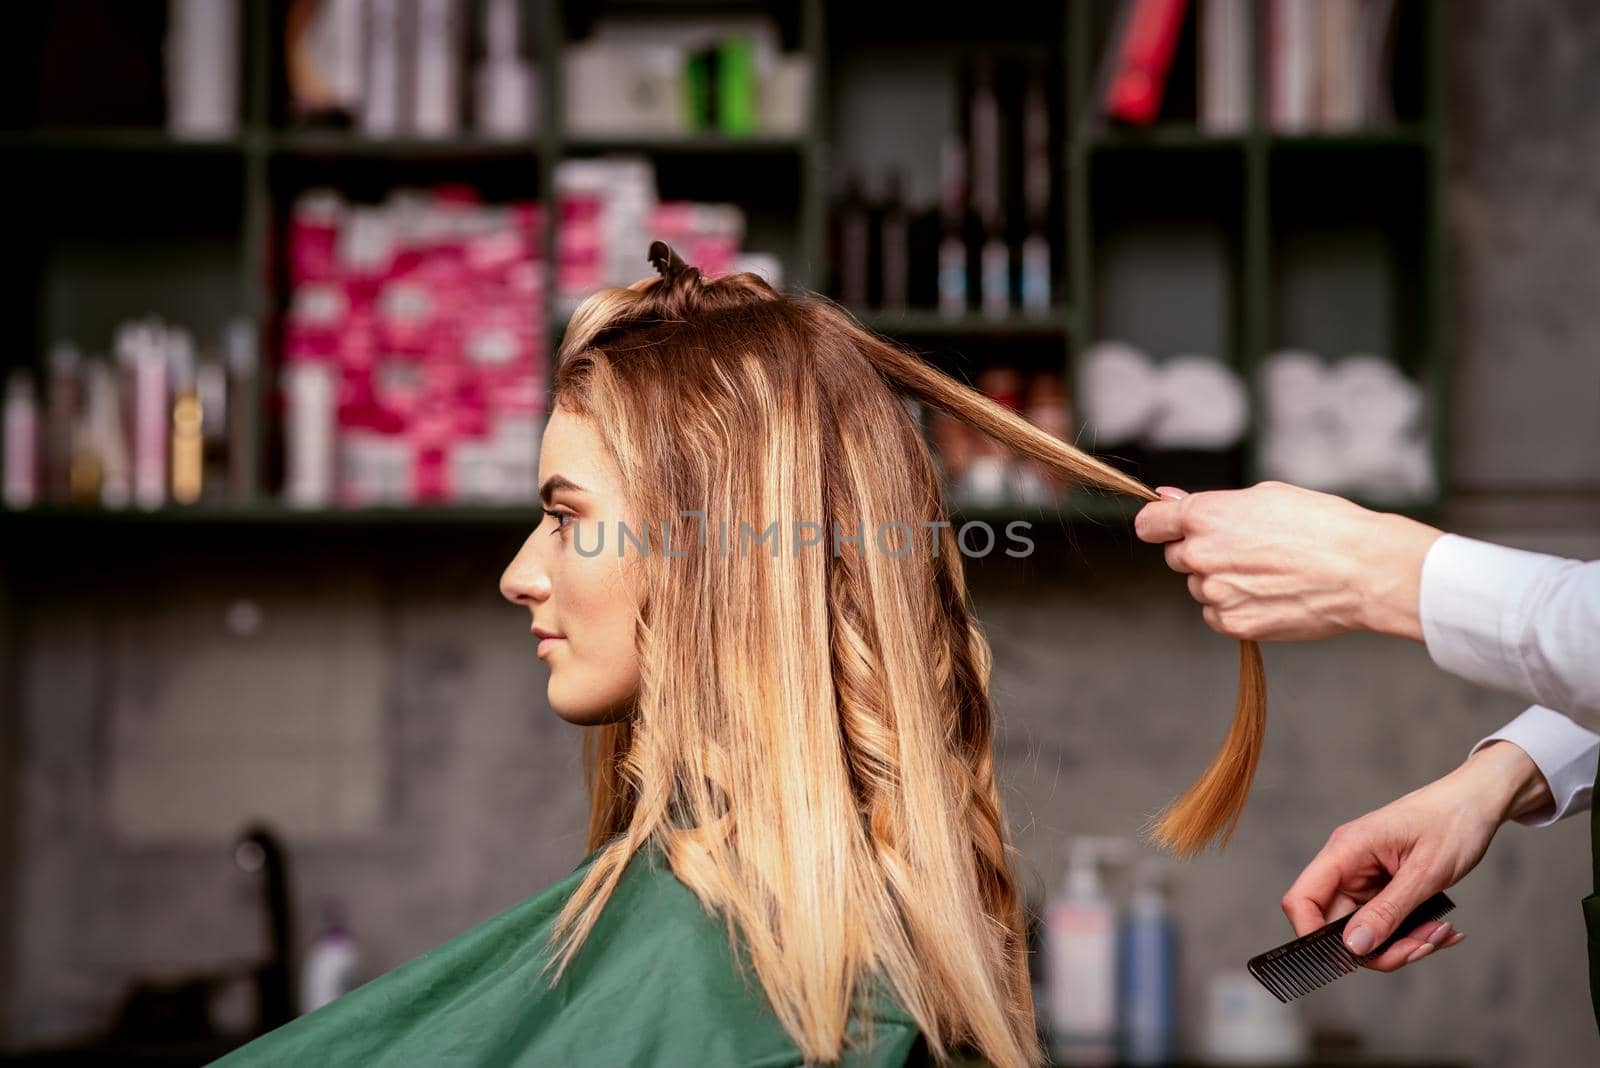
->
<box><xmin>844</xmin><ymin>309</ymin><xmax>1268</xmax><ymax>858</ymax></box>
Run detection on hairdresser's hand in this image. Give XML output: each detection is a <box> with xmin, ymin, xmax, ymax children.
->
<box><xmin>1132</xmin><ymin>481</ymin><xmax>1446</xmax><ymax>643</ymax></box>
<box><xmin>1281</xmin><ymin>740</ymin><xmax>1554</xmax><ymax>972</ymax></box>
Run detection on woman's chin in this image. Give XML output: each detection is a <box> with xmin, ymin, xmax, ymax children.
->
<box><xmin>547</xmin><ymin>682</ymin><xmax>604</xmax><ymax>725</ymax></box>
<box><xmin>547</xmin><ymin>684</ymin><xmax>636</xmax><ymax>727</ymax></box>
<box><xmin>547</xmin><ymin>686</ymin><xmax>582</xmax><ymax>724</ymax></box>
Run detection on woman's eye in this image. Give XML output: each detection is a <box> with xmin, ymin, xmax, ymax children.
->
<box><xmin>548</xmin><ymin>510</ymin><xmax>574</xmax><ymax>537</ymax></box>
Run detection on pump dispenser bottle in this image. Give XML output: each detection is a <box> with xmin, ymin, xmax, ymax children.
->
<box><xmin>1119</xmin><ymin>856</ymin><xmax>1179</xmax><ymax>1065</ymax></box>
<box><xmin>1046</xmin><ymin>835</ymin><xmax>1132</xmax><ymax>1065</ymax></box>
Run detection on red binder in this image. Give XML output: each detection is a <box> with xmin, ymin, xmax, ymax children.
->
<box><xmin>1105</xmin><ymin>0</ymin><xmax>1191</xmax><ymax>124</ymax></box>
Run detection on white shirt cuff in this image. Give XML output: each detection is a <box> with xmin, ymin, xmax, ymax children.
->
<box><xmin>1421</xmin><ymin>533</ymin><xmax>1560</xmax><ymax>707</ymax></box>
<box><xmin>1467</xmin><ymin>706</ymin><xmax>1600</xmax><ymax>828</ymax></box>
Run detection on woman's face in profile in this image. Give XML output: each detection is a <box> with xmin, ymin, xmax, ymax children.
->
<box><xmin>499</xmin><ymin>404</ymin><xmax>641</xmax><ymax>725</ymax></box>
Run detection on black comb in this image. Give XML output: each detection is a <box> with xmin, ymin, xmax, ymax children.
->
<box><xmin>1247</xmin><ymin>890</ymin><xmax>1456</xmax><ymax>1003</ymax></box>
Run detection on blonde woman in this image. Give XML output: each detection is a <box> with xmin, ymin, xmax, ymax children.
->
<box><xmin>211</xmin><ymin>245</ymin><xmax>1264</xmax><ymax>1068</ymax></box>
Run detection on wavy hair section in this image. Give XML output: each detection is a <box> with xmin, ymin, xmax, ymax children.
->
<box><xmin>538</xmin><ymin>265</ymin><xmax>1267</xmax><ymax>1067</ymax></box>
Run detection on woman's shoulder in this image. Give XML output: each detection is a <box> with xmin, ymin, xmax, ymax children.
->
<box><xmin>580</xmin><ymin>841</ymin><xmax>926</xmax><ymax>1065</ymax></box>
<box><xmin>206</xmin><ymin>838</ymin><xmax>924</xmax><ymax>1067</ymax></box>
<box><xmin>525</xmin><ymin>840</ymin><xmax>927</xmax><ymax>1065</ymax></box>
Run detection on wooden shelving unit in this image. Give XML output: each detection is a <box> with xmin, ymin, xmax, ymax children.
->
<box><xmin>0</xmin><ymin>0</ymin><xmax>1445</xmax><ymax>532</ymax></box>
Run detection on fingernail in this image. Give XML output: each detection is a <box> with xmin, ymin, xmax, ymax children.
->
<box><xmin>1156</xmin><ymin>486</ymin><xmax>1188</xmax><ymax>500</ymax></box>
<box><xmin>1345</xmin><ymin>925</ymin><xmax>1374</xmax><ymax>955</ymax></box>
<box><xmin>1443</xmin><ymin>931</ymin><xmax>1466</xmax><ymax>947</ymax></box>
<box><xmin>1425</xmin><ymin>922</ymin><xmax>1453</xmax><ymax>946</ymax></box>
<box><xmin>1405</xmin><ymin>942</ymin><xmax>1436</xmax><ymax>965</ymax></box>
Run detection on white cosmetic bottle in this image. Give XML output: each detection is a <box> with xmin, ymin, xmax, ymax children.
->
<box><xmin>1046</xmin><ymin>835</ymin><xmax>1131</xmax><ymax>1066</ymax></box>
<box><xmin>300</xmin><ymin>902</ymin><xmax>360</xmax><ymax>1015</ymax></box>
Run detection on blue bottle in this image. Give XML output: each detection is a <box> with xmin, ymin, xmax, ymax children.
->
<box><xmin>1118</xmin><ymin>857</ymin><xmax>1178</xmax><ymax>1065</ymax></box>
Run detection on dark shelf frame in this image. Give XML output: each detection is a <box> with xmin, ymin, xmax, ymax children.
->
<box><xmin>0</xmin><ymin>0</ymin><xmax>1444</xmax><ymax>530</ymax></box>
<box><xmin>1067</xmin><ymin>0</ymin><xmax>1444</xmax><ymax>509</ymax></box>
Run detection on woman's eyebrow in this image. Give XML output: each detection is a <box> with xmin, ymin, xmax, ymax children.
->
<box><xmin>539</xmin><ymin>475</ymin><xmax>590</xmax><ymax>504</ymax></box>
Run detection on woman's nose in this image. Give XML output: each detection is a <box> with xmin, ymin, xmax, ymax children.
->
<box><xmin>499</xmin><ymin>543</ymin><xmax>551</xmax><ymax>606</ymax></box>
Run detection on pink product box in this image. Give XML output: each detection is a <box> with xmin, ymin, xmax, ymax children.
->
<box><xmin>466</xmin><ymin>309</ymin><xmax>539</xmax><ymax>369</ymax></box>
<box><xmin>335</xmin><ymin>403</ymin><xmax>461</xmax><ymax>507</ymax></box>
<box><xmin>289</xmin><ymin>197</ymin><xmax>343</xmax><ymax>284</ymax></box>
<box><xmin>555</xmin><ymin>192</ymin><xmax>605</xmax><ymax>297</ymax></box>
<box><xmin>356</xmin><ymin>326</ymin><xmax>542</xmax><ymax>427</ymax></box>
<box><xmin>286</xmin><ymin>189</ymin><xmax>550</xmax><ymax>506</ymax></box>
<box><xmin>368</xmin><ymin>355</ymin><xmax>426</xmax><ymax>421</ymax></box>
<box><xmin>331</xmin><ymin>323</ymin><xmax>543</xmax><ymax>506</ymax></box>
<box><xmin>464</xmin><ymin>228</ymin><xmax>529</xmax><ymax>277</ymax></box>
<box><xmin>559</xmin><ymin>193</ymin><xmax>603</xmax><ymax>226</ymax></box>
<box><xmin>336</xmin><ymin>428</ymin><xmax>410</xmax><ymax>507</ymax></box>
<box><xmin>288</xmin><ymin>271</ymin><xmax>544</xmax><ymax>358</ymax></box>
<box><xmin>412</xmin><ymin>391</ymin><xmax>470</xmax><ymax>504</ymax></box>
<box><xmin>376</xmin><ymin>279</ymin><xmax>442</xmax><ymax>358</ymax></box>
<box><xmin>484</xmin><ymin>372</ymin><xmax>544</xmax><ymax>417</ymax></box>
<box><xmin>651</xmin><ymin>202</ymin><xmax>743</xmax><ymax>277</ymax></box>
<box><xmin>557</xmin><ymin>231</ymin><xmax>606</xmax><ymax>297</ymax></box>
<box><xmin>339</xmin><ymin>387</ymin><xmax>542</xmax><ymax>506</ymax></box>
<box><xmin>510</xmin><ymin>201</ymin><xmax>544</xmax><ymax>236</ymax></box>
<box><xmin>290</xmin><ymin>220</ymin><xmax>339</xmax><ymax>284</ymax></box>
<box><xmin>685</xmin><ymin>237</ymin><xmax>739</xmax><ymax>278</ymax></box>
<box><xmin>283</xmin><ymin>282</ymin><xmax>348</xmax><ymax>362</ymax></box>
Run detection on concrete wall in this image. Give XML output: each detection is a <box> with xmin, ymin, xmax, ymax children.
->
<box><xmin>3</xmin><ymin>1</ymin><xmax>1599</xmax><ymax>1062</ymax></box>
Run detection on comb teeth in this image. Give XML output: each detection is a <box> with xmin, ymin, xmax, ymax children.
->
<box><xmin>1247</xmin><ymin>891</ymin><xmax>1456</xmax><ymax>1003</ymax></box>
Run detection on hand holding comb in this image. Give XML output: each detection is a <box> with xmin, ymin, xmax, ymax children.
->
<box><xmin>1247</xmin><ymin>890</ymin><xmax>1456</xmax><ymax>1002</ymax></box>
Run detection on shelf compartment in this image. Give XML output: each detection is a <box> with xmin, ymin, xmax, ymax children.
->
<box><xmin>1259</xmin><ymin>138</ymin><xmax>1439</xmax><ymax>506</ymax></box>
<box><xmin>1081</xmin><ymin>143</ymin><xmax>1248</xmax><ymax>491</ymax></box>
<box><xmin>825</xmin><ymin>39</ymin><xmax>1071</xmax><ymax>315</ymax></box>
<box><xmin>4</xmin><ymin>148</ymin><xmax>248</xmax><ymax>365</ymax></box>
<box><xmin>1266</xmin><ymin>141</ymin><xmax>1429</xmax><ymax>378</ymax></box>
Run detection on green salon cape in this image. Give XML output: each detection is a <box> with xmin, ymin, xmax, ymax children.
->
<box><xmin>207</xmin><ymin>839</ymin><xmax>928</xmax><ymax>1067</ymax></box>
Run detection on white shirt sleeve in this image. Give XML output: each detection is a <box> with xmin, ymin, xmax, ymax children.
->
<box><xmin>1419</xmin><ymin>533</ymin><xmax>1600</xmax><ymax>732</ymax></box>
<box><xmin>1466</xmin><ymin>706</ymin><xmax>1600</xmax><ymax>827</ymax></box>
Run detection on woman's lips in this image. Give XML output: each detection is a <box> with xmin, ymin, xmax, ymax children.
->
<box><xmin>532</xmin><ymin>625</ymin><xmax>566</xmax><ymax>659</ymax></box>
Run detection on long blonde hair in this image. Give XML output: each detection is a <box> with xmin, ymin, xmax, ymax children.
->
<box><xmin>541</xmin><ymin>264</ymin><xmax>1267</xmax><ymax>1066</ymax></box>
